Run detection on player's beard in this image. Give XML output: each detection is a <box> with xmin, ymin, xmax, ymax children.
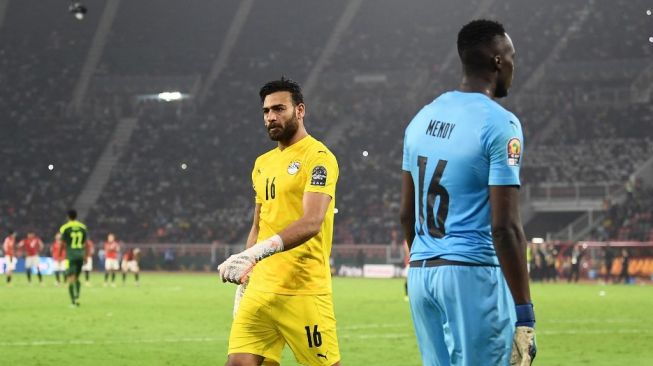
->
<box><xmin>267</xmin><ymin>112</ymin><xmax>299</xmax><ymax>142</ymax></box>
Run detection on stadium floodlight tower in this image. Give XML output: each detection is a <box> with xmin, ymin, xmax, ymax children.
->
<box><xmin>68</xmin><ymin>1</ymin><xmax>87</xmax><ymax>20</ymax></box>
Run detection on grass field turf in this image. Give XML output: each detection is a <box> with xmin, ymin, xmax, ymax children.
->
<box><xmin>0</xmin><ymin>274</ymin><xmax>651</xmax><ymax>365</ymax></box>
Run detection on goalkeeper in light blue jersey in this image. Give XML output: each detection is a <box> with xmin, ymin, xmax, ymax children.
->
<box><xmin>400</xmin><ymin>19</ymin><xmax>536</xmax><ymax>366</ymax></box>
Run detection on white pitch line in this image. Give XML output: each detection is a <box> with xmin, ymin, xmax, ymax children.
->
<box><xmin>2</xmin><ymin>327</ymin><xmax>650</xmax><ymax>348</ymax></box>
<box><xmin>544</xmin><ymin>318</ymin><xmax>640</xmax><ymax>324</ymax></box>
<box><xmin>539</xmin><ymin>329</ymin><xmax>651</xmax><ymax>336</ymax></box>
<box><xmin>0</xmin><ymin>337</ymin><xmax>228</xmax><ymax>347</ymax></box>
<box><xmin>339</xmin><ymin>323</ymin><xmax>408</xmax><ymax>330</ymax></box>
<box><xmin>340</xmin><ymin>333</ymin><xmax>412</xmax><ymax>340</ymax></box>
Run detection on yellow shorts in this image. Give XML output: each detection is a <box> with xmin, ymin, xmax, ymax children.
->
<box><xmin>228</xmin><ymin>288</ymin><xmax>340</xmax><ymax>366</ymax></box>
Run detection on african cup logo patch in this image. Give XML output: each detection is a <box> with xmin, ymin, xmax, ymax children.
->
<box><xmin>287</xmin><ymin>161</ymin><xmax>301</xmax><ymax>175</ymax></box>
<box><xmin>507</xmin><ymin>138</ymin><xmax>521</xmax><ymax>166</ymax></box>
<box><xmin>310</xmin><ymin>166</ymin><xmax>327</xmax><ymax>186</ymax></box>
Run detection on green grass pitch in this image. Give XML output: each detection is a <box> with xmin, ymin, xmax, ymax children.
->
<box><xmin>0</xmin><ymin>274</ymin><xmax>651</xmax><ymax>365</ymax></box>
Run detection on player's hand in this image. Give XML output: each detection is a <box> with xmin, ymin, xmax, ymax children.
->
<box><xmin>217</xmin><ymin>235</ymin><xmax>284</xmax><ymax>284</ymax></box>
<box><xmin>232</xmin><ymin>279</ymin><xmax>248</xmax><ymax>319</ymax></box>
<box><xmin>218</xmin><ymin>252</ymin><xmax>256</xmax><ymax>284</ymax></box>
<box><xmin>511</xmin><ymin>303</ymin><xmax>536</xmax><ymax>365</ymax></box>
<box><xmin>511</xmin><ymin>326</ymin><xmax>536</xmax><ymax>365</ymax></box>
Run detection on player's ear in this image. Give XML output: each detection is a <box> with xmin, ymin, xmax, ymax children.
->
<box><xmin>493</xmin><ymin>55</ymin><xmax>502</xmax><ymax>71</ymax></box>
<box><xmin>296</xmin><ymin>103</ymin><xmax>305</xmax><ymax>119</ymax></box>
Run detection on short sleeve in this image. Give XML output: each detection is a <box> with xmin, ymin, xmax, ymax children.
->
<box><xmin>402</xmin><ymin>131</ymin><xmax>411</xmax><ymax>171</ymax></box>
<box><xmin>304</xmin><ymin>149</ymin><xmax>338</xmax><ymax>198</ymax></box>
<box><xmin>251</xmin><ymin>159</ymin><xmax>262</xmax><ymax>204</ymax></box>
<box><xmin>483</xmin><ymin>113</ymin><xmax>523</xmax><ymax>186</ymax></box>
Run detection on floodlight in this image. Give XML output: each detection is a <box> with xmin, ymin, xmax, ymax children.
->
<box><xmin>69</xmin><ymin>2</ymin><xmax>87</xmax><ymax>20</ymax></box>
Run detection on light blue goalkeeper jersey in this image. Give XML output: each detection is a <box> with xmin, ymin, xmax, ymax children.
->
<box><xmin>402</xmin><ymin>91</ymin><xmax>523</xmax><ymax>265</ymax></box>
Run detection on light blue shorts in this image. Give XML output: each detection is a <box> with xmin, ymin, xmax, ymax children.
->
<box><xmin>408</xmin><ymin>264</ymin><xmax>516</xmax><ymax>366</ymax></box>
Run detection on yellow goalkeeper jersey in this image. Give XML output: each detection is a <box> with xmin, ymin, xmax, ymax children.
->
<box><xmin>248</xmin><ymin>135</ymin><xmax>338</xmax><ymax>295</ymax></box>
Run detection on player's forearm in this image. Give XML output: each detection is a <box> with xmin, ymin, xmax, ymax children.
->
<box><xmin>276</xmin><ymin>216</ymin><xmax>323</xmax><ymax>251</ymax></box>
<box><xmin>492</xmin><ymin>224</ymin><xmax>531</xmax><ymax>304</ymax></box>
<box><xmin>399</xmin><ymin>171</ymin><xmax>416</xmax><ymax>250</ymax></box>
<box><xmin>245</xmin><ymin>225</ymin><xmax>259</xmax><ymax>249</ymax></box>
<box><xmin>399</xmin><ymin>212</ymin><xmax>415</xmax><ymax>250</ymax></box>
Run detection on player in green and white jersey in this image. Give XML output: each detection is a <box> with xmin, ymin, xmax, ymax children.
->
<box><xmin>59</xmin><ymin>209</ymin><xmax>88</xmax><ymax>307</ymax></box>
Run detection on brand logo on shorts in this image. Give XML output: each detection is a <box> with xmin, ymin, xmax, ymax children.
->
<box><xmin>317</xmin><ymin>351</ymin><xmax>328</xmax><ymax>360</ymax></box>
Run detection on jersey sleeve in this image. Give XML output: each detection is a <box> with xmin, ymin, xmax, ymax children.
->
<box><xmin>251</xmin><ymin>158</ymin><xmax>262</xmax><ymax>204</ymax></box>
<box><xmin>59</xmin><ymin>226</ymin><xmax>70</xmax><ymax>244</ymax></box>
<box><xmin>304</xmin><ymin>149</ymin><xmax>338</xmax><ymax>198</ymax></box>
<box><xmin>402</xmin><ymin>131</ymin><xmax>411</xmax><ymax>172</ymax></box>
<box><xmin>482</xmin><ymin>112</ymin><xmax>523</xmax><ymax>186</ymax></box>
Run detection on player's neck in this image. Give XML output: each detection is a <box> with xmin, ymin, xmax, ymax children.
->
<box><xmin>458</xmin><ymin>75</ymin><xmax>496</xmax><ymax>99</ymax></box>
<box><xmin>278</xmin><ymin>127</ymin><xmax>309</xmax><ymax>151</ymax></box>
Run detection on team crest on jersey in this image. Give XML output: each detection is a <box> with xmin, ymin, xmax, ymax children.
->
<box><xmin>311</xmin><ymin>166</ymin><xmax>327</xmax><ymax>186</ymax></box>
<box><xmin>287</xmin><ymin>161</ymin><xmax>301</xmax><ymax>175</ymax></box>
<box><xmin>507</xmin><ymin>137</ymin><xmax>521</xmax><ymax>166</ymax></box>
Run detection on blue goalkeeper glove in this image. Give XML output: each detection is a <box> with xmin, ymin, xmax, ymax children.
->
<box><xmin>511</xmin><ymin>303</ymin><xmax>537</xmax><ymax>366</ymax></box>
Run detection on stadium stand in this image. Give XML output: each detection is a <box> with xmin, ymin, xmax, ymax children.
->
<box><xmin>2</xmin><ymin>0</ymin><xmax>652</xmax><ymax>250</ymax></box>
<box><xmin>0</xmin><ymin>0</ymin><xmax>112</xmax><ymax>236</ymax></box>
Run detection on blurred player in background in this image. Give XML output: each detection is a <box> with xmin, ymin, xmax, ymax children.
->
<box><xmin>103</xmin><ymin>233</ymin><xmax>120</xmax><ymax>287</ymax></box>
<box><xmin>18</xmin><ymin>232</ymin><xmax>44</xmax><ymax>285</ymax></box>
<box><xmin>218</xmin><ymin>78</ymin><xmax>341</xmax><ymax>366</ymax></box>
<box><xmin>51</xmin><ymin>233</ymin><xmax>66</xmax><ymax>286</ymax></box>
<box><xmin>603</xmin><ymin>243</ymin><xmax>614</xmax><ymax>283</ymax></box>
<box><xmin>567</xmin><ymin>244</ymin><xmax>585</xmax><ymax>283</ymax></box>
<box><xmin>59</xmin><ymin>209</ymin><xmax>88</xmax><ymax>307</ymax></box>
<box><xmin>400</xmin><ymin>20</ymin><xmax>536</xmax><ymax>366</ymax></box>
<box><xmin>121</xmin><ymin>247</ymin><xmax>140</xmax><ymax>285</ymax></box>
<box><xmin>82</xmin><ymin>238</ymin><xmax>94</xmax><ymax>285</ymax></box>
<box><xmin>619</xmin><ymin>249</ymin><xmax>630</xmax><ymax>284</ymax></box>
<box><xmin>3</xmin><ymin>230</ymin><xmax>17</xmax><ymax>286</ymax></box>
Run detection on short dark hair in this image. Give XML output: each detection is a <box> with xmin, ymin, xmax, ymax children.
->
<box><xmin>259</xmin><ymin>77</ymin><xmax>304</xmax><ymax>105</ymax></box>
<box><xmin>67</xmin><ymin>209</ymin><xmax>77</xmax><ymax>220</ymax></box>
<box><xmin>457</xmin><ymin>19</ymin><xmax>506</xmax><ymax>73</ymax></box>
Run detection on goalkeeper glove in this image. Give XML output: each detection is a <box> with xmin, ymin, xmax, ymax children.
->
<box><xmin>511</xmin><ymin>303</ymin><xmax>537</xmax><ymax>366</ymax></box>
<box><xmin>232</xmin><ymin>279</ymin><xmax>248</xmax><ymax>319</ymax></box>
<box><xmin>218</xmin><ymin>235</ymin><xmax>284</xmax><ymax>284</ymax></box>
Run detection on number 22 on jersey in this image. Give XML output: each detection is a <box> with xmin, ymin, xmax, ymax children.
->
<box><xmin>71</xmin><ymin>231</ymin><xmax>84</xmax><ymax>249</ymax></box>
<box><xmin>417</xmin><ymin>156</ymin><xmax>450</xmax><ymax>238</ymax></box>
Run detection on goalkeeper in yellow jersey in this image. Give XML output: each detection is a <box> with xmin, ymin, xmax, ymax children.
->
<box><xmin>218</xmin><ymin>77</ymin><xmax>341</xmax><ymax>366</ymax></box>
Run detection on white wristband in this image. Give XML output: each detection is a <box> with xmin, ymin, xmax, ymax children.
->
<box><xmin>246</xmin><ymin>234</ymin><xmax>284</xmax><ymax>262</ymax></box>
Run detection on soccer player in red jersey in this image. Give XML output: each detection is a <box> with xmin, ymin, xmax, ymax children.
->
<box><xmin>103</xmin><ymin>233</ymin><xmax>120</xmax><ymax>287</ymax></box>
<box><xmin>82</xmin><ymin>239</ymin><xmax>95</xmax><ymax>285</ymax></box>
<box><xmin>51</xmin><ymin>233</ymin><xmax>66</xmax><ymax>286</ymax></box>
<box><xmin>121</xmin><ymin>248</ymin><xmax>140</xmax><ymax>285</ymax></box>
<box><xmin>18</xmin><ymin>232</ymin><xmax>44</xmax><ymax>285</ymax></box>
<box><xmin>3</xmin><ymin>230</ymin><xmax>17</xmax><ymax>286</ymax></box>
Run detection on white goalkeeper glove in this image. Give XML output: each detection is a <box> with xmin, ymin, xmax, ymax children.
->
<box><xmin>511</xmin><ymin>326</ymin><xmax>536</xmax><ymax>366</ymax></box>
<box><xmin>218</xmin><ymin>235</ymin><xmax>284</xmax><ymax>284</ymax></box>
<box><xmin>232</xmin><ymin>279</ymin><xmax>248</xmax><ymax>319</ymax></box>
<box><xmin>511</xmin><ymin>303</ymin><xmax>537</xmax><ymax>366</ymax></box>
